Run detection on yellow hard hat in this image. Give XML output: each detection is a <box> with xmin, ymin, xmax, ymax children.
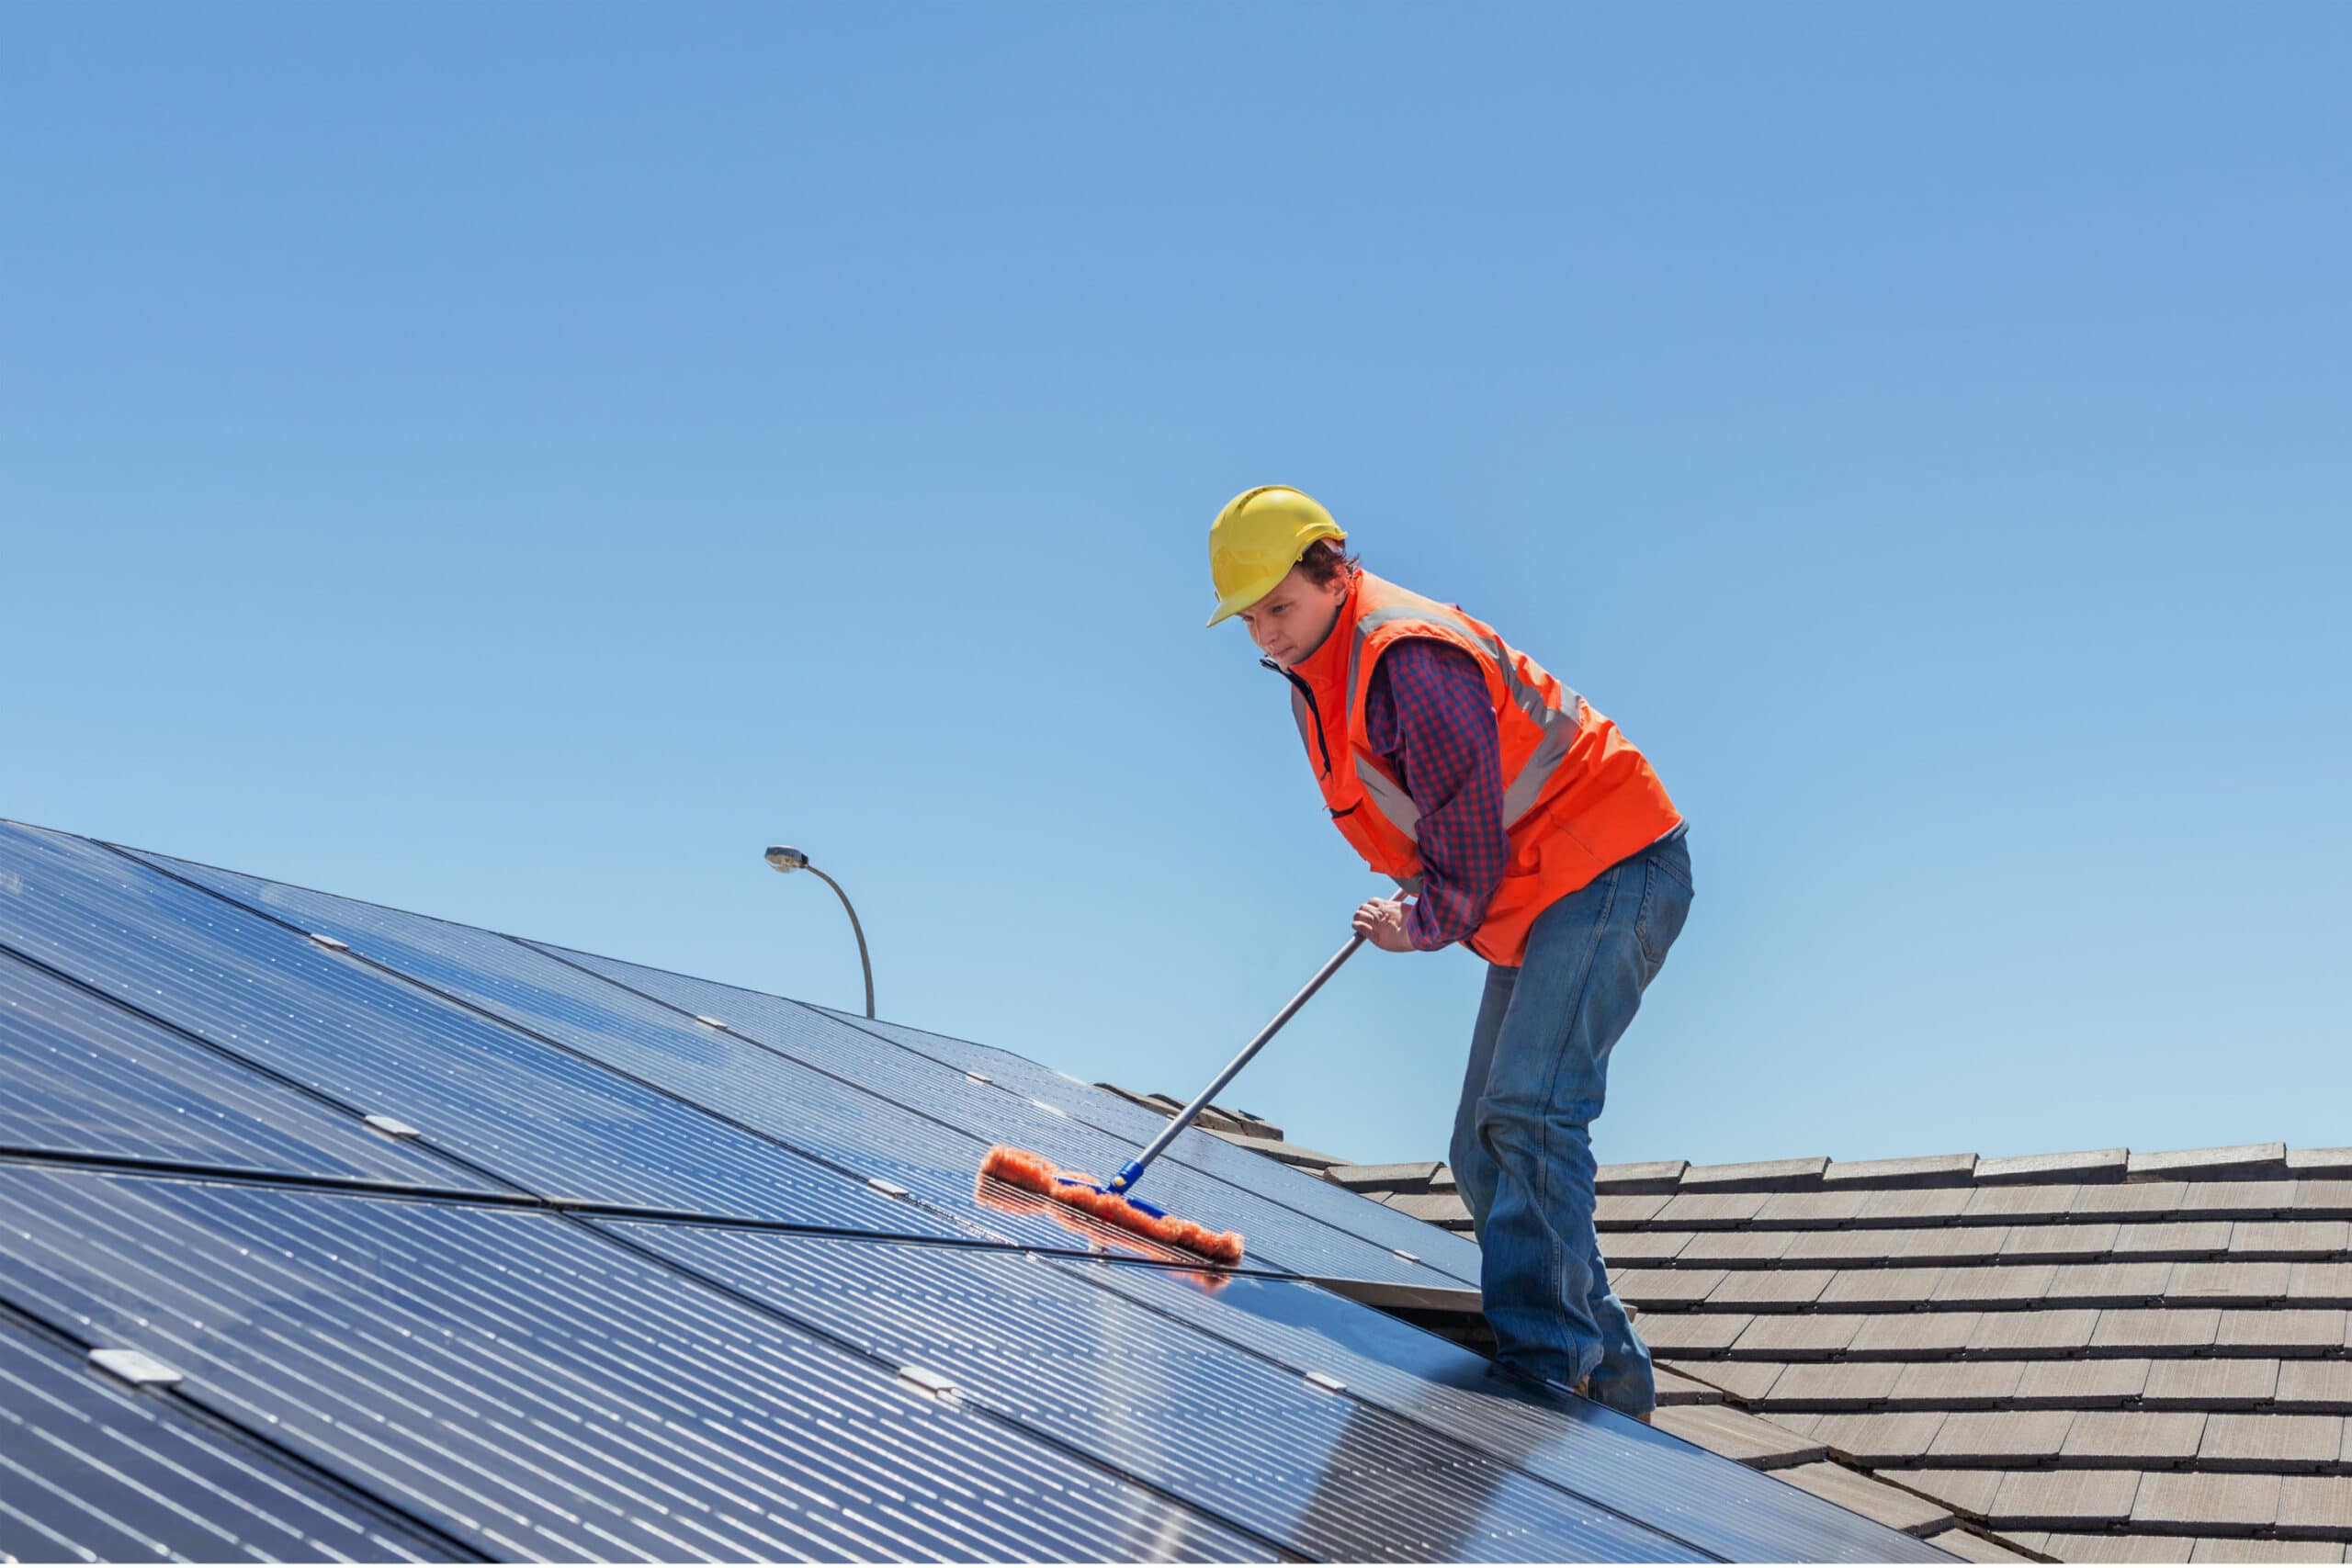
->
<box><xmin>1204</xmin><ymin>485</ymin><xmax>1347</xmax><ymax>627</ymax></box>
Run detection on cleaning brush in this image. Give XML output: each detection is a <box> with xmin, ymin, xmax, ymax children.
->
<box><xmin>976</xmin><ymin>927</ymin><xmax>1367</xmax><ymax>1266</ymax></box>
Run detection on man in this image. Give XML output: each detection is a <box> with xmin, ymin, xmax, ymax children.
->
<box><xmin>1206</xmin><ymin>484</ymin><xmax>1693</xmax><ymax>1419</ymax></box>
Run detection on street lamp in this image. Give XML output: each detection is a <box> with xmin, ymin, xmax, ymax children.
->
<box><xmin>763</xmin><ymin>845</ymin><xmax>876</xmax><ymax>1019</ymax></box>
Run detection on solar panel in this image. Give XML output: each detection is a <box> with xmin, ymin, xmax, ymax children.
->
<box><xmin>129</xmin><ymin>840</ymin><xmax>1454</xmax><ymax>1288</ymax></box>
<box><xmin>0</xmin><ymin>946</ymin><xmax>499</xmax><ymax>1190</ymax></box>
<box><xmin>0</xmin><ymin>821</ymin><xmax>951</xmax><ymax>1236</ymax></box>
<box><xmin>0</xmin><ymin>1302</ymin><xmax>457</xmax><ymax>1563</ymax></box>
<box><xmin>0</xmin><ymin>1164</ymin><xmax>1272</xmax><ymax>1563</ymax></box>
<box><xmin>0</xmin><ymin>816</ymin><xmax>1959</xmax><ymax>1562</ymax></box>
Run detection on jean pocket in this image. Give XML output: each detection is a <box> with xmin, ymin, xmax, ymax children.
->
<box><xmin>1635</xmin><ymin>860</ymin><xmax>1692</xmax><ymax>976</ymax></box>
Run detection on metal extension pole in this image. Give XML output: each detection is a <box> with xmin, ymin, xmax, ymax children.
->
<box><xmin>806</xmin><ymin>865</ymin><xmax>876</xmax><ymax>1019</ymax></box>
<box><xmin>1109</xmin><ymin>929</ymin><xmax>1368</xmax><ymax>1193</ymax></box>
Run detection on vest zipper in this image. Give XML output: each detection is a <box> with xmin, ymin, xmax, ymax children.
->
<box><xmin>1263</xmin><ymin>655</ymin><xmax>1334</xmax><ymax>778</ymax></box>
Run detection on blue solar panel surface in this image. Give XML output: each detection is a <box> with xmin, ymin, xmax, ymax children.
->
<box><xmin>0</xmin><ymin>817</ymin><xmax>1957</xmax><ymax>1563</ymax></box>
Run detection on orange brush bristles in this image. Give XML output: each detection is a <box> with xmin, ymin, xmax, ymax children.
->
<box><xmin>978</xmin><ymin>1144</ymin><xmax>1246</xmax><ymax>1266</ymax></box>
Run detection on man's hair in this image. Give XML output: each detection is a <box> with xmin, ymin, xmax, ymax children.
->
<box><xmin>1297</xmin><ymin>537</ymin><xmax>1362</xmax><ymax>587</ymax></box>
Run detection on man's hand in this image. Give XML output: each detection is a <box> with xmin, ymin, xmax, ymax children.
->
<box><xmin>1352</xmin><ymin>896</ymin><xmax>1416</xmax><ymax>953</ymax></box>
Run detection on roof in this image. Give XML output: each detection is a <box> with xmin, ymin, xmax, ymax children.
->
<box><xmin>0</xmin><ymin>814</ymin><xmax>1951</xmax><ymax>1563</ymax></box>
<box><xmin>1113</xmin><ymin>1090</ymin><xmax>2352</xmax><ymax>1563</ymax></box>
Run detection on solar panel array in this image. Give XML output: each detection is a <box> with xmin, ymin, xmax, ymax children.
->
<box><xmin>0</xmin><ymin>817</ymin><xmax>1952</xmax><ymax>1562</ymax></box>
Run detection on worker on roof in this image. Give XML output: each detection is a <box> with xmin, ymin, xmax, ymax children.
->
<box><xmin>1207</xmin><ymin>484</ymin><xmax>1692</xmax><ymax>1421</ymax></box>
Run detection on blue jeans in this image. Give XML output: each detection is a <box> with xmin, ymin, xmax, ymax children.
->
<box><xmin>1449</xmin><ymin>822</ymin><xmax>1693</xmax><ymax>1416</ymax></box>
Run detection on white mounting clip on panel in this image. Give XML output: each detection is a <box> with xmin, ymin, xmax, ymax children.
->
<box><xmin>965</xmin><ymin>1072</ymin><xmax>992</xmax><ymax>1086</ymax></box>
<box><xmin>89</xmin><ymin>1348</ymin><xmax>184</xmax><ymax>1387</ymax></box>
<box><xmin>898</xmin><ymin>1365</ymin><xmax>960</xmax><ymax>1401</ymax></box>
<box><xmin>363</xmin><ymin>1114</ymin><xmax>422</xmax><ymax>1139</ymax></box>
<box><xmin>1303</xmin><ymin>1370</ymin><xmax>1347</xmax><ymax>1394</ymax></box>
<box><xmin>1030</xmin><ymin>1100</ymin><xmax>1065</xmax><ymax>1117</ymax></box>
<box><xmin>693</xmin><ymin>1015</ymin><xmax>730</xmax><ymax>1032</ymax></box>
<box><xmin>1393</xmin><ymin>1249</ymin><xmax>1419</xmax><ymax>1264</ymax></box>
<box><xmin>307</xmin><ymin>931</ymin><xmax>350</xmax><ymax>952</ymax></box>
<box><xmin>867</xmin><ymin>1178</ymin><xmax>910</xmax><ymax>1199</ymax></box>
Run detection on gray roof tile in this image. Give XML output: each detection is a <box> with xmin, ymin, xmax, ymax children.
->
<box><xmin>1210</xmin><ymin>1131</ymin><xmax>1346</xmax><ymax>1167</ymax></box>
<box><xmin>1923</xmin><ymin>1526</ymin><xmax>2042</xmax><ymax>1562</ymax></box>
<box><xmin>1879</xmin><ymin>1465</ymin><xmax>2007</xmax><ymax>1517</ymax></box>
<box><xmin>2001</xmin><ymin>1223</ymin><xmax>2123</xmax><ymax>1260</ymax></box>
<box><xmin>2288</xmin><ymin>1150</ymin><xmax>2352</xmax><ymax>1179</ymax></box>
<box><xmin>1600</xmin><ymin>1230</ymin><xmax>1693</xmax><ymax>1265</ymax></box>
<box><xmin>1754</xmin><ymin>1190</ymin><xmax>1873</xmax><ymax>1227</ymax></box>
<box><xmin>2195</xmin><ymin>1413</ymin><xmax>2346</xmax><ymax>1471</ymax></box>
<box><xmin>1325</xmin><ymin>1160</ymin><xmax>1442</xmax><ymax>1190</ymax></box>
<box><xmin>2092</xmin><ymin>1308</ymin><xmax>2223</xmax><ymax>1352</ymax></box>
<box><xmin>1889</xmin><ymin>1360</ymin><xmax>2030</xmax><ymax>1408</ymax></box>
<box><xmin>1777</xmin><ymin>1461</ymin><xmax>1958</xmax><ymax>1534</ymax></box>
<box><xmin>2049</xmin><ymin>1261</ymin><xmax>2177</xmax><ymax>1305</ymax></box>
<box><xmin>1671</xmin><ymin>1359</ymin><xmax>1786</xmax><ymax>1403</ymax></box>
<box><xmin>1729</xmin><ymin>1313</ymin><xmax>1869</xmax><ymax>1359</ymax></box>
<box><xmin>1968</xmin><ymin>1185</ymin><xmax>2086</xmax><ymax>1223</ymax></box>
<box><xmin>1848</xmin><ymin>1311</ymin><xmax>1985</xmax><ymax>1359</ymax></box>
<box><xmin>1812</xmin><ymin>1411</ymin><xmax>1956</xmax><ymax>1466</ymax></box>
<box><xmin>1758</xmin><ymin>1361</ymin><xmax>1904</xmax><ymax>1410</ymax></box>
<box><xmin>2286</xmin><ymin>1263</ymin><xmax>2352</xmax><ymax>1305</ymax></box>
<box><xmin>1679</xmin><ymin>1156</ymin><xmax>1830</xmax><ymax>1193</ymax></box>
<box><xmin>1651</xmin><ymin>1366</ymin><xmax>1724</xmax><ymax>1405</ymax></box>
<box><xmin>2214</xmin><ymin>1309</ymin><xmax>2350</xmax><ymax>1355</ymax></box>
<box><xmin>2075</xmin><ymin>1181</ymin><xmax>2194</xmax><ymax>1220</ymax></box>
<box><xmin>2141</xmin><ymin>1358</ymin><xmax>2281</xmax><ymax>1409</ymax></box>
<box><xmin>1380</xmin><ymin>1190</ymin><xmax>1474</xmax><ymax>1226</ymax></box>
<box><xmin>2131</xmin><ymin>1471</ymin><xmax>2285</xmax><ymax>1531</ymax></box>
<box><xmin>2166</xmin><ymin>1260</ymin><xmax>2297</xmax><ymax>1305</ymax></box>
<box><xmin>2296</xmin><ymin>1180</ymin><xmax>2352</xmax><ymax>1217</ymax></box>
<box><xmin>1613</xmin><ymin>1268</ymin><xmax>1728</xmax><ymax>1307</ymax></box>
<box><xmin>2041</xmin><ymin>1530</ymin><xmax>2197</xmax><ymax>1562</ymax></box>
<box><xmin>2117</xmin><ymin>1220</ymin><xmax>2240</xmax><ymax>1259</ymax></box>
<box><xmin>2059</xmin><ymin>1410</ymin><xmax>2209</xmax><ymax>1464</ymax></box>
<box><xmin>1783</xmin><ymin>1226</ymin><xmax>2007</xmax><ymax>1267</ymax></box>
<box><xmin>1985</xmin><ymin>1467</ymin><xmax>2145</xmax><ymax>1529</ymax></box>
<box><xmin>1969</xmin><ymin>1307</ymin><xmax>2105</xmax><ymax>1357</ymax></box>
<box><xmin>1594</xmin><ymin>1158</ymin><xmax>1688</xmax><ymax>1193</ymax></box>
<box><xmin>1706</xmin><ymin>1269</ymin><xmax>1838</xmax><ymax>1308</ymax></box>
<box><xmin>1821</xmin><ymin>1154</ymin><xmax>1979</xmax><ymax>1190</ymax></box>
<box><xmin>2276</xmin><ymin>1361</ymin><xmax>2352</xmax><ymax>1415</ymax></box>
<box><xmin>1976</xmin><ymin>1149</ymin><xmax>2130</xmax><ymax>1185</ymax></box>
<box><xmin>1636</xmin><ymin>1313</ymin><xmax>1755</xmax><ymax>1355</ymax></box>
<box><xmin>1673</xmin><ymin>1229</ymin><xmax>1798</xmax><ymax>1265</ymax></box>
<box><xmin>1820</xmin><ymin>1267</ymin><xmax>1954</xmax><ymax>1309</ymax></box>
<box><xmin>1647</xmin><ymin>1401</ymin><xmax>1826</xmax><ymax>1467</ymax></box>
<box><xmin>1649</xmin><ymin>1191</ymin><xmax>1772</xmax><ymax>1228</ymax></box>
<box><xmin>2014</xmin><ymin>1358</ymin><xmax>2153</xmax><ymax>1406</ymax></box>
<box><xmin>1594</xmin><ymin>1191</ymin><xmax>1675</xmax><ymax>1226</ymax></box>
<box><xmin>2185</xmin><ymin>1541</ymin><xmax>2346</xmax><ymax>1564</ymax></box>
<box><xmin>2173</xmin><ymin>1181</ymin><xmax>2303</xmax><ymax>1220</ymax></box>
<box><xmin>2231</xmin><ymin>1220</ymin><xmax>2352</xmax><ymax>1257</ymax></box>
<box><xmin>2277</xmin><ymin>1474</ymin><xmax>2352</xmax><ymax>1534</ymax></box>
<box><xmin>1932</xmin><ymin>1264</ymin><xmax>2061</xmax><ymax>1308</ymax></box>
<box><xmin>1860</xmin><ymin>1188</ymin><xmax>1979</xmax><ymax>1224</ymax></box>
<box><xmin>2128</xmin><ymin>1145</ymin><xmax>2291</xmax><ymax>1181</ymax></box>
<box><xmin>1928</xmin><ymin>1409</ymin><xmax>2079</xmax><ymax>1463</ymax></box>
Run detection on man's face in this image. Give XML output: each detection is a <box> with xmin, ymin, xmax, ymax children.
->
<box><xmin>1239</xmin><ymin>566</ymin><xmax>1349</xmax><ymax>666</ymax></box>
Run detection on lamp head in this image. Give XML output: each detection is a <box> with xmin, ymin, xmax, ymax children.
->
<box><xmin>763</xmin><ymin>845</ymin><xmax>809</xmax><ymax>874</ymax></box>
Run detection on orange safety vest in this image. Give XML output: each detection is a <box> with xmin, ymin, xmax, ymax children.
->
<box><xmin>1270</xmin><ymin>570</ymin><xmax>1682</xmax><ymax>966</ymax></box>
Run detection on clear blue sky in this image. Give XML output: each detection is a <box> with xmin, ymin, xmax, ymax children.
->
<box><xmin>6</xmin><ymin>5</ymin><xmax>2346</xmax><ymax>1173</ymax></box>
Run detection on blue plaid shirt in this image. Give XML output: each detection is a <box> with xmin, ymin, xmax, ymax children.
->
<box><xmin>1361</xmin><ymin>637</ymin><xmax>1510</xmax><ymax>952</ymax></box>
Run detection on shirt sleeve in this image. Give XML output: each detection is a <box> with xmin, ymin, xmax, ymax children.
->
<box><xmin>1359</xmin><ymin>637</ymin><xmax>1510</xmax><ymax>952</ymax></box>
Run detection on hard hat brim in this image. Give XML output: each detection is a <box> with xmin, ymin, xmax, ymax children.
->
<box><xmin>1204</xmin><ymin>568</ymin><xmax>1293</xmax><ymax>628</ymax></box>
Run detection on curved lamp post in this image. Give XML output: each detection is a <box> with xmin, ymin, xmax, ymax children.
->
<box><xmin>763</xmin><ymin>845</ymin><xmax>876</xmax><ymax>1018</ymax></box>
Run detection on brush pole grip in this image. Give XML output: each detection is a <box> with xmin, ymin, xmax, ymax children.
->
<box><xmin>1108</xmin><ymin>930</ymin><xmax>1369</xmax><ymax>1193</ymax></box>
